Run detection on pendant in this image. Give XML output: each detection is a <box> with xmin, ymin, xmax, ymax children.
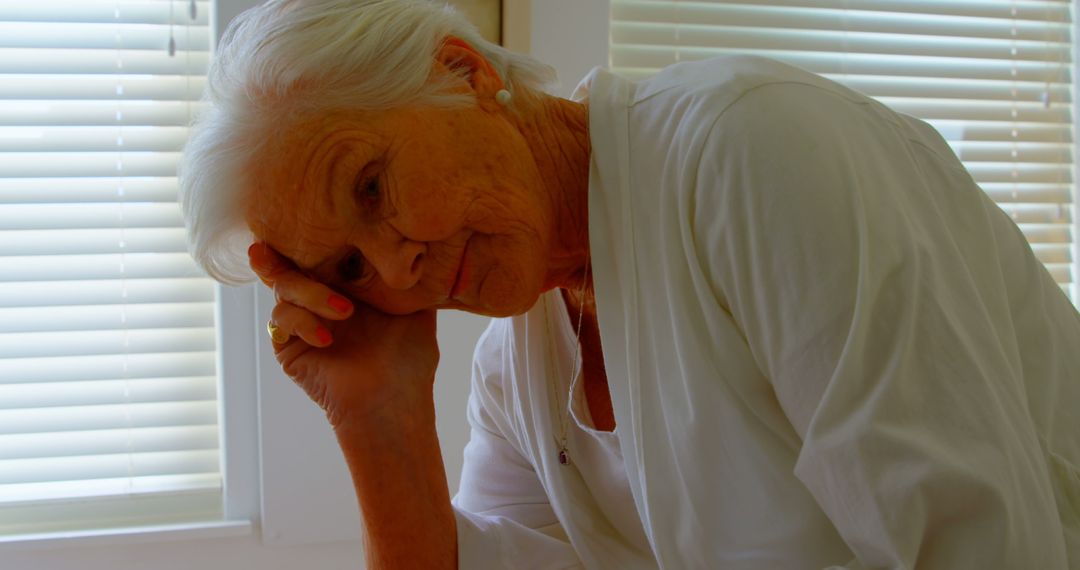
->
<box><xmin>558</xmin><ymin>447</ymin><xmax>571</xmax><ymax>466</ymax></box>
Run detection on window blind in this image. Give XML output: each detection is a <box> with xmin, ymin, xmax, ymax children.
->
<box><xmin>610</xmin><ymin>0</ymin><xmax>1077</xmax><ymax>301</ymax></box>
<box><xmin>0</xmin><ymin>0</ymin><xmax>222</xmax><ymax>535</ymax></box>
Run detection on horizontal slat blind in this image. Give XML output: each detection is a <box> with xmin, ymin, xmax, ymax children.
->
<box><xmin>0</xmin><ymin>0</ymin><xmax>221</xmax><ymax>532</ymax></box>
<box><xmin>611</xmin><ymin>0</ymin><xmax>1076</xmax><ymax>300</ymax></box>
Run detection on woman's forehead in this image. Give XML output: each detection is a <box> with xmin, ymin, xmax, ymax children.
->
<box><xmin>252</xmin><ymin>113</ymin><xmax>379</xmax><ymax>197</ymax></box>
<box><xmin>244</xmin><ymin>141</ymin><xmax>350</xmax><ymax>262</ymax></box>
<box><xmin>245</xmin><ymin>187</ymin><xmax>346</xmax><ymax>272</ymax></box>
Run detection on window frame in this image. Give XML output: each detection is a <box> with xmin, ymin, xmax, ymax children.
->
<box><xmin>0</xmin><ymin>0</ymin><xmax>242</xmax><ymax>544</ymax></box>
<box><xmin>0</xmin><ymin>0</ymin><xmax>262</xmax><ymax>548</ymax></box>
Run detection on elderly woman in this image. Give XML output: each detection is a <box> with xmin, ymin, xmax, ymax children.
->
<box><xmin>180</xmin><ymin>1</ymin><xmax>1080</xmax><ymax>568</ymax></box>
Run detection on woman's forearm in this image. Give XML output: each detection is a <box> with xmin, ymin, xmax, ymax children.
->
<box><xmin>333</xmin><ymin>391</ymin><xmax>456</xmax><ymax>570</ymax></box>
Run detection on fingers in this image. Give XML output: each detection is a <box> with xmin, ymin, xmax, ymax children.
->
<box><xmin>248</xmin><ymin>241</ymin><xmax>287</xmax><ymax>287</ymax></box>
<box><xmin>271</xmin><ymin>302</ymin><xmax>333</xmax><ymax>348</ymax></box>
<box><xmin>248</xmin><ymin>241</ymin><xmax>354</xmax><ymax>321</ymax></box>
<box><xmin>272</xmin><ymin>272</ymin><xmax>354</xmax><ymax>322</ymax></box>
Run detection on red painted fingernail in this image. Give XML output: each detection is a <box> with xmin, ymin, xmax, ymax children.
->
<box><xmin>316</xmin><ymin>326</ymin><xmax>332</xmax><ymax>345</ymax></box>
<box><xmin>328</xmin><ymin>294</ymin><xmax>352</xmax><ymax>314</ymax></box>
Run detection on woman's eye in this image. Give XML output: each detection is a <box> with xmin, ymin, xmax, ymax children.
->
<box><xmin>337</xmin><ymin>251</ymin><xmax>365</xmax><ymax>282</ymax></box>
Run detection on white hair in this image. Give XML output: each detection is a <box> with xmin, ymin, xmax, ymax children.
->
<box><xmin>179</xmin><ymin>0</ymin><xmax>557</xmax><ymax>284</ymax></box>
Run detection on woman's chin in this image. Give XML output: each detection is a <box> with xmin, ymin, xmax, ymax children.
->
<box><xmin>457</xmin><ymin>288</ymin><xmax>543</xmax><ymax>318</ymax></box>
<box><xmin>452</xmin><ymin>300</ymin><xmax>531</xmax><ymax>319</ymax></box>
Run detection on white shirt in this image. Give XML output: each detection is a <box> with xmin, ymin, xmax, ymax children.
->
<box><xmin>452</xmin><ymin>56</ymin><xmax>1080</xmax><ymax>569</ymax></box>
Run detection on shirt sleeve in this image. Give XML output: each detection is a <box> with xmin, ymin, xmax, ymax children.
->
<box><xmin>693</xmin><ymin>82</ymin><xmax>1068</xmax><ymax>568</ymax></box>
<box><xmin>452</xmin><ymin>321</ymin><xmax>584</xmax><ymax>570</ymax></box>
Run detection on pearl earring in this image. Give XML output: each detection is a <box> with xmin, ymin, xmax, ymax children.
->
<box><xmin>495</xmin><ymin>89</ymin><xmax>512</xmax><ymax>106</ymax></box>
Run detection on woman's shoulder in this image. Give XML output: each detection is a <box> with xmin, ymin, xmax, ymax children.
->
<box><xmin>628</xmin><ymin>55</ymin><xmax>873</xmax><ymax>124</ymax></box>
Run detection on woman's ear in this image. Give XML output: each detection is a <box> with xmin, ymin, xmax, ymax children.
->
<box><xmin>433</xmin><ymin>36</ymin><xmax>504</xmax><ymax>101</ymax></box>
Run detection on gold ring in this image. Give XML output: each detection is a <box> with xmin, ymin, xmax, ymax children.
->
<box><xmin>266</xmin><ymin>320</ymin><xmax>291</xmax><ymax>344</ymax></box>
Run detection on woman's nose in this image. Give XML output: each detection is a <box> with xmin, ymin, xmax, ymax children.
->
<box><xmin>364</xmin><ymin>237</ymin><xmax>426</xmax><ymax>291</ymax></box>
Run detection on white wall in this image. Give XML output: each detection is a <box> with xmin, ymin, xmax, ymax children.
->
<box><xmin>529</xmin><ymin>0</ymin><xmax>610</xmax><ymax>96</ymax></box>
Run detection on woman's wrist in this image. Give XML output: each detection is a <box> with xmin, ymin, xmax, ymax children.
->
<box><xmin>332</xmin><ymin>400</ymin><xmax>437</xmax><ymax>450</ymax></box>
<box><xmin>331</xmin><ymin>387</ymin><xmax>455</xmax><ymax>570</ymax></box>
<box><xmin>331</xmin><ymin>375</ymin><xmax>437</xmax><ymax>434</ymax></box>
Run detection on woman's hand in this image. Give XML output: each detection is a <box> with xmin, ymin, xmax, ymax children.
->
<box><xmin>249</xmin><ymin>242</ymin><xmax>456</xmax><ymax>568</ymax></box>
<box><xmin>248</xmin><ymin>242</ymin><xmax>440</xmax><ymax>428</ymax></box>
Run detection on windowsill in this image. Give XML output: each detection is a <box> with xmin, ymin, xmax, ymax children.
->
<box><xmin>0</xmin><ymin>519</ymin><xmax>254</xmax><ymax>552</ymax></box>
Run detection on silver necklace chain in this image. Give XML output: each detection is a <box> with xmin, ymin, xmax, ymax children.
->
<box><xmin>546</xmin><ymin>259</ymin><xmax>590</xmax><ymax>466</ymax></box>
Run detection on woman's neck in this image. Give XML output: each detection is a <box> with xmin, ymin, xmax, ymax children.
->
<box><xmin>509</xmin><ymin>93</ymin><xmax>592</xmax><ymax>292</ymax></box>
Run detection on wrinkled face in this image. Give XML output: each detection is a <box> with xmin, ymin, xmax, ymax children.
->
<box><xmin>245</xmin><ymin>103</ymin><xmax>555</xmax><ymax>317</ymax></box>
